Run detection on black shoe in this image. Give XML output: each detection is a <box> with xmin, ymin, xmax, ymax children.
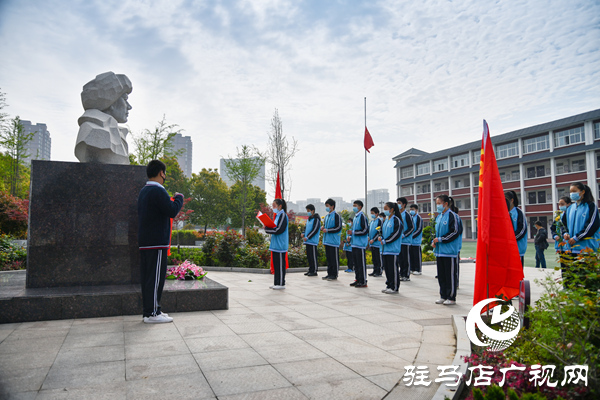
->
<box><xmin>435</xmin><ymin>275</ymin><xmax>438</xmax><ymax>278</ymax></box>
<box><xmin>350</xmin><ymin>280</ymin><xmax>358</xmax><ymax>286</ymax></box>
<box><xmin>368</xmin><ymin>272</ymin><xmax>375</xmax><ymax>276</ymax></box>
<box><xmin>326</xmin><ymin>276</ymin><xmax>337</xmax><ymax>281</ymax></box>
<box><xmin>304</xmin><ymin>272</ymin><xmax>310</xmax><ymax>275</ymax></box>
<box><xmin>307</xmin><ymin>273</ymin><xmax>318</xmax><ymax>276</ymax></box>
<box><xmin>373</xmin><ymin>274</ymin><xmax>382</xmax><ymax>277</ymax></box>
<box><xmin>355</xmin><ymin>283</ymin><xmax>368</xmax><ymax>288</ymax></box>
<box><xmin>322</xmin><ymin>276</ymin><xmax>330</xmax><ymax>280</ymax></box>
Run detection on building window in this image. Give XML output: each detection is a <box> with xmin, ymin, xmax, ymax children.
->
<box><xmin>597</xmin><ymin>154</ymin><xmax>600</xmax><ymax>169</ymax></box>
<box><xmin>554</xmin><ymin>126</ymin><xmax>584</xmax><ymax>148</ymax></box>
<box><xmin>420</xmin><ymin>203</ymin><xmax>432</xmax><ymax>213</ymax></box>
<box><xmin>454</xmin><ymin>179</ymin><xmax>465</xmax><ymax>189</ymax></box>
<box><xmin>594</xmin><ymin>122</ymin><xmax>600</xmax><ymax>140</ymax></box>
<box><xmin>571</xmin><ymin>159</ymin><xmax>586</xmax><ymax>172</ymax></box>
<box><xmin>401</xmin><ymin>166</ymin><xmax>414</xmax><ymax>179</ymax></box>
<box><xmin>417</xmin><ymin>183</ymin><xmax>431</xmax><ymax>194</ymax></box>
<box><xmin>434</xmin><ymin>181</ymin><xmax>449</xmax><ymax>192</ymax></box>
<box><xmin>417</xmin><ymin>163</ymin><xmax>430</xmax><ymax>175</ymax></box>
<box><xmin>522</xmin><ymin>135</ymin><xmax>549</xmax><ymax>154</ymax></box>
<box><xmin>526</xmin><ymin>165</ymin><xmax>549</xmax><ymax>179</ymax></box>
<box><xmin>474</xmin><ymin>196</ymin><xmax>478</xmax><ymax>209</ymax></box>
<box><xmin>401</xmin><ymin>186</ymin><xmax>414</xmax><ymax>196</ymax></box>
<box><xmin>433</xmin><ymin>158</ymin><xmax>448</xmax><ymax>172</ymax></box>
<box><xmin>496</xmin><ymin>142</ymin><xmax>519</xmax><ymax>159</ymax></box>
<box><xmin>527</xmin><ymin>190</ymin><xmax>551</xmax><ymax>205</ymax></box>
<box><xmin>452</xmin><ymin>154</ymin><xmax>469</xmax><ymax>168</ymax></box>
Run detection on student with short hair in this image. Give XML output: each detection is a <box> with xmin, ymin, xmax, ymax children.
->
<box><xmin>533</xmin><ymin>221</ymin><xmax>548</xmax><ymax>269</ymax></box>
<box><xmin>378</xmin><ymin>202</ymin><xmax>403</xmax><ymax>294</ymax></box>
<box><xmin>343</xmin><ymin>218</ymin><xmax>354</xmax><ymax>273</ymax></box>
<box><xmin>368</xmin><ymin>207</ymin><xmax>383</xmax><ymax>277</ymax></box>
<box><xmin>349</xmin><ymin>200</ymin><xmax>369</xmax><ymax>288</ymax></box>
<box><xmin>396</xmin><ymin>197</ymin><xmax>414</xmax><ymax>281</ymax></box>
<box><xmin>265</xmin><ymin>198</ymin><xmax>289</xmax><ymax>290</ymax></box>
<box><xmin>321</xmin><ymin>198</ymin><xmax>342</xmax><ymax>280</ymax></box>
<box><xmin>408</xmin><ymin>204</ymin><xmax>423</xmax><ymax>275</ymax></box>
<box><xmin>433</xmin><ymin>195</ymin><xmax>462</xmax><ymax>305</ymax></box>
<box><xmin>302</xmin><ymin>204</ymin><xmax>321</xmax><ymax>276</ymax></box>
<box><xmin>505</xmin><ymin>190</ymin><xmax>527</xmax><ymax>267</ymax></box>
<box><xmin>552</xmin><ymin>196</ymin><xmax>572</xmax><ymax>285</ymax></box>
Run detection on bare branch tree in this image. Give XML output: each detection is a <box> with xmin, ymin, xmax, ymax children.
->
<box><xmin>130</xmin><ymin>114</ymin><xmax>184</xmax><ymax>165</ymax></box>
<box><xmin>265</xmin><ymin>108</ymin><xmax>298</xmax><ymax>201</ymax></box>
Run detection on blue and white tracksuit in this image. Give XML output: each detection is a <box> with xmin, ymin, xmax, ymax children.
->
<box><xmin>351</xmin><ymin>211</ymin><xmax>369</xmax><ymax>284</ymax></box>
<box><xmin>381</xmin><ymin>215</ymin><xmax>402</xmax><ymax>291</ymax></box>
<box><xmin>434</xmin><ymin>209</ymin><xmax>462</xmax><ymax>301</ymax></box>
<box><xmin>510</xmin><ymin>207</ymin><xmax>528</xmax><ymax>267</ymax></box>
<box><xmin>265</xmin><ymin>210</ymin><xmax>289</xmax><ymax>286</ymax></box>
<box><xmin>303</xmin><ymin>213</ymin><xmax>321</xmax><ymax>274</ymax></box>
<box><xmin>369</xmin><ymin>217</ymin><xmax>383</xmax><ymax>275</ymax></box>
<box><xmin>409</xmin><ymin>213</ymin><xmax>423</xmax><ymax>273</ymax></box>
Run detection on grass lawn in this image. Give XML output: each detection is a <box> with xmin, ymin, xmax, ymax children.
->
<box><xmin>459</xmin><ymin>240</ymin><xmax>560</xmax><ymax>269</ymax></box>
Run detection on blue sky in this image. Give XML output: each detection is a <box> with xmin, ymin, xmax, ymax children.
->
<box><xmin>1</xmin><ymin>0</ymin><xmax>599</xmax><ymax>204</ymax></box>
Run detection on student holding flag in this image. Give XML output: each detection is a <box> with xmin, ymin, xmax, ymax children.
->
<box><xmin>265</xmin><ymin>198</ymin><xmax>289</xmax><ymax>290</ymax></box>
<box><xmin>302</xmin><ymin>204</ymin><xmax>320</xmax><ymax>277</ymax></box>
<box><xmin>396</xmin><ymin>197</ymin><xmax>414</xmax><ymax>281</ymax></box>
<box><xmin>349</xmin><ymin>200</ymin><xmax>369</xmax><ymax>288</ymax></box>
<box><xmin>368</xmin><ymin>207</ymin><xmax>383</xmax><ymax>277</ymax></box>
<box><xmin>409</xmin><ymin>204</ymin><xmax>423</xmax><ymax>275</ymax></box>
<box><xmin>378</xmin><ymin>201</ymin><xmax>402</xmax><ymax>294</ymax></box>
<box><xmin>433</xmin><ymin>195</ymin><xmax>462</xmax><ymax>305</ymax></box>
<box><xmin>322</xmin><ymin>198</ymin><xmax>342</xmax><ymax>281</ymax></box>
<box><xmin>505</xmin><ymin>190</ymin><xmax>527</xmax><ymax>267</ymax></box>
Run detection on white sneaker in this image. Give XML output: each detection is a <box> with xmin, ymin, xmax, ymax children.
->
<box><xmin>413</xmin><ymin>271</ymin><xmax>422</xmax><ymax>275</ymax></box>
<box><xmin>435</xmin><ymin>298</ymin><xmax>446</xmax><ymax>304</ymax></box>
<box><xmin>272</xmin><ymin>285</ymin><xmax>286</xmax><ymax>290</ymax></box>
<box><xmin>144</xmin><ymin>314</ymin><xmax>173</xmax><ymax>324</ymax></box>
<box><xmin>159</xmin><ymin>312</ymin><xmax>169</xmax><ymax>317</ymax></box>
<box><xmin>269</xmin><ymin>285</ymin><xmax>275</xmax><ymax>289</ymax></box>
<box><xmin>381</xmin><ymin>288</ymin><xmax>389</xmax><ymax>293</ymax></box>
<box><xmin>384</xmin><ymin>289</ymin><xmax>398</xmax><ymax>294</ymax></box>
<box><xmin>443</xmin><ymin>300</ymin><xmax>456</xmax><ymax>305</ymax></box>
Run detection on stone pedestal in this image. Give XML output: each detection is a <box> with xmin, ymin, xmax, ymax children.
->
<box><xmin>0</xmin><ymin>161</ymin><xmax>228</xmax><ymax>323</ymax></box>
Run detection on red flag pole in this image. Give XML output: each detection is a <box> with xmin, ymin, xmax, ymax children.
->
<box><xmin>364</xmin><ymin>97</ymin><xmax>367</xmax><ymax>211</ymax></box>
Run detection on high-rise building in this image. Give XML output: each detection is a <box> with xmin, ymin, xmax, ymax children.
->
<box><xmin>20</xmin><ymin>120</ymin><xmax>51</xmax><ymax>163</ymax></box>
<box><xmin>394</xmin><ymin>108</ymin><xmax>600</xmax><ymax>240</ymax></box>
<box><xmin>367</xmin><ymin>189</ymin><xmax>390</xmax><ymax>210</ymax></box>
<box><xmin>170</xmin><ymin>133</ymin><xmax>193</xmax><ymax>177</ymax></box>
<box><xmin>219</xmin><ymin>158</ymin><xmax>266</xmax><ymax>191</ymax></box>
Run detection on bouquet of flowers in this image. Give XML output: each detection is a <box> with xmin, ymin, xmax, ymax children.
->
<box><xmin>166</xmin><ymin>260</ymin><xmax>207</xmax><ymax>280</ymax></box>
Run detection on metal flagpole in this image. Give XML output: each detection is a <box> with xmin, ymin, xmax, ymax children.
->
<box><xmin>364</xmin><ymin>97</ymin><xmax>367</xmax><ymax>212</ymax></box>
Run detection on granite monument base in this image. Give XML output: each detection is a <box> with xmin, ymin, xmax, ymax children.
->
<box><xmin>0</xmin><ymin>271</ymin><xmax>228</xmax><ymax>323</ymax></box>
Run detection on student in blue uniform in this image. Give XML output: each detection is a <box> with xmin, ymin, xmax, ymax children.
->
<box><xmin>551</xmin><ymin>196</ymin><xmax>571</xmax><ymax>285</ymax></box>
<box><xmin>368</xmin><ymin>207</ymin><xmax>383</xmax><ymax>277</ymax></box>
<box><xmin>408</xmin><ymin>204</ymin><xmax>423</xmax><ymax>275</ymax></box>
<box><xmin>349</xmin><ymin>200</ymin><xmax>369</xmax><ymax>287</ymax></box>
<box><xmin>378</xmin><ymin>202</ymin><xmax>403</xmax><ymax>294</ymax></box>
<box><xmin>302</xmin><ymin>204</ymin><xmax>320</xmax><ymax>277</ymax></box>
<box><xmin>448</xmin><ymin>197</ymin><xmax>463</xmax><ymax>287</ymax></box>
<box><xmin>433</xmin><ymin>195</ymin><xmax>462</xmax><ymax>305</ymax></box>
<box><xmin>321</xmin><ymin>198</ymin><xmax>342</xmax><ymax>281</ymax></box>
<box><xmin>396</xmin><ymin>197</ymin><xmax>414</xmax><ymax>281</ymax></box>
<box><xmin>265</xmin><ymin>198</ymin><xmax>289</xmax><ymax>290</ymax></box>
<box><xmin>505</xmin><ymin>190</ymin><xmax>527</xmax><ymax>267</ymax></box>
<box><xmin>343</xmin><ymin>218</ymin><xmax>354</xmax><ymax>273</ymax></box>
<box><xmin>562</xmin><ymin>182</ymin><xmax>600</xmax><ymax>286</ymax></box>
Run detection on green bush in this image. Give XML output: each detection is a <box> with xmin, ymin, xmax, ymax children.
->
<box><xmin>171</xmin><ymin>230</ymin><xmax>204</xmax><ymax>246</ymax></box>
<box><xmin>167</xmin><ymin>247</ymin><xmax>206</xmax><ymax>266</ymax></box>
<box><xmin>288</xmin><ymin>246</ymin><xmax>309</xmax><ymax>269</ymax></box>
<box><xmin>422</xmin><ymin>250</ymin><xmax>436</xmax><ymax>262</ymax></box>
<box><xmin>0</xmin><ymin>234</ymin><xmax>27</xmax><ymax>271</ymax></box>
<box><xmin>245</xmin><ymin>228</ymin><xmax>266</xmax><ymax>247</ymax></box>
<box><xmin>473</xmin><ymin>385</ymin><xmax>566</xmax><ymax>400</ymax></box>
<box><xmin>234</xmin><ymin>246</ymin><xmax>267</xmax><ymax>269</ymax></box>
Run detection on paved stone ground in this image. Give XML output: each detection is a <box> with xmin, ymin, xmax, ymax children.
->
<box><xmin>0</xmin><ymin>264</ymin><xmax>557</xmax><ymax>400</ymax></box>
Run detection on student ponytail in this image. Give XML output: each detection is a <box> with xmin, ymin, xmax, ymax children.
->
<box><xmin>385</xmin><ymin>201</ymin><xmax>401</xmax><ymax>218</ymax></box>
<box><xmin>571</xmin><ymin>182</ymin><xmax>595</xmax><ymax>203</ymax></box>
<box><xmin>505</xmin><ymin>190</ymin><xmax>519</xmax><ymax>207</ymax></box>
<box><xmin>448</xmin><ymin>196</ymin><xmax>459</xmax><ymax>213</ymax></box>
<box><xmin>274</xmin><ymin>198</ymin><xmax>287</xmax><ymax>213</ymax></box>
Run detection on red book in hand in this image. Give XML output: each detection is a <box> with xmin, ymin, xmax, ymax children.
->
<box><xmin>256</xmin><ymin>211</ymin><xmax>276</xmax><ymax>228</ymax></box>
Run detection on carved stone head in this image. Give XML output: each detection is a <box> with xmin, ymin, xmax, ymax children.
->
<box><xmin>81</xmin><ymin>72</ymin><xmax>133</xmax><ymax>123</ymax></box>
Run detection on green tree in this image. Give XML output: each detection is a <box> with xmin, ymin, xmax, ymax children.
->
<box><xmin>222</xmin><ymin>145</ymin><xmax>265</xmax><ymax>237</ymax></box>
<box><xmin>189</xmin><ymin>168</ymin><xmax>230</xmax><ymax>233</ymax></box>
<box><xmin>229</xmin><ymin>182</ymin><xmax>266</xmax><ymax>230</ymax></box>
<box><xmin>161</xmin><ymin>156</ymin><xmax>189</xmax><ymax>197</ymax></box>
<box><xmin>0</xmin><ymin>116</ymin><xmax>34</xmax><ymax>197</ymax></box>
<box><xmin>131</xmin><ymin>115</ymin><xmax>183</xmax><ymax>165</ymax></box>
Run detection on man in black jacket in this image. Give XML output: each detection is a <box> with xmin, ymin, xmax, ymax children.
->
<box><xmin>138</xmin><ymin>160</ymin><xmax>184</xmax><ymax>323</ymax></box>
<box><xmin>534</xmin><ymin>221</ymin><xmax>548</xmax><ymax>269</ymax></box>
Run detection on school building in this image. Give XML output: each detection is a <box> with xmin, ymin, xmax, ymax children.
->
<box><xmin>393</xmin><ymin>108</ymin><xmax>600</xmax><ymax>240</ymax></box>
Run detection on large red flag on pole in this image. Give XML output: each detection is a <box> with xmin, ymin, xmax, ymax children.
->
<box><xmin>275</xmin><ymin>171</ymin><xmax>282</xmax><ymax>200</ymax></box>
<box><xmin>364</xmin><ymin>127</ymin><xmax>374</xmax><ymax>153</ymax></box>
<box><xmin>474</xmin><ymin>120</ymin><xmax>524</xmax><ymax>308</ymax></box>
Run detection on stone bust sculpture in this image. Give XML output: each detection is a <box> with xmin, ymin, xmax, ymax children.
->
<box><xmin>74</xmin><ymin>72</ymin><xmax>132</xmax><ymax>164</ymax></box>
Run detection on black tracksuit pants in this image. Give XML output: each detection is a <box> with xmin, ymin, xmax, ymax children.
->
<box><xmin>325</xmin><ymin>245</ymin><xmax>339</xmax><ymax>278</ymax></box>
<box><xmin>272</xmin><ymin>251</ymin><xmax>286</xmax><ymax>286</ymax></box>
<box><xmin>345</xmin><ymin>250</ymin><xmax>354</xmax><ymax>271</ymax></box>
<box><xmin>306</xmin><ymin>244</ymin><xmax>318</xmax><ymax>274</ymax></box>
<box><xmin>409</xmin><ymin>245</ymin><xmax>422</xmax><ymax>273</ymax></box>
<box><xmin>400</xmin><ymin>244</ymin><xmax>411</xmax><ymax>278</ymax></box>
<box><xmin>352</xmin><ymin>247</ymin><xmax>367</xmax><ymax>284</ymax></box>
<box><xmin>140</xmin><ymin>248</ymin><xmax>168</xmax><ymax>317</ymax></box>
<box><xmin>383</xmin><ymin>254</ymin><xmax>400</xmax><ymax>291</ymax></box>
<box><xmin>436</xmin><ymin>256</ymin><xmax>458</xmax><ymax>301</ymax></box>
<box><xmin>371</xmin><ymin>246</ymin><xmax>382</xmax><ymax>275</ymax></box>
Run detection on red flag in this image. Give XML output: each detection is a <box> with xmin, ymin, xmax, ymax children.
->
<box><xmin>474</xmin><ymin>120</ymin><xmax>524</xmax><ymax>310</ymax></box>
<box><xmin>364</xmin><ymin>127</ymin><xmax>374</xmax><ymax>153</ymax></box>
<box><xmin>275</xmin><ymin>171</ymin><xmax>282</xmax><ymax>199</ymax></box>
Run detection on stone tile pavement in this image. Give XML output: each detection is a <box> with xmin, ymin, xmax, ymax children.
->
<box><xmin>0</xmin><ymin>264</ymin><xmax>557</xmax><ymax>400</ymax></box>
